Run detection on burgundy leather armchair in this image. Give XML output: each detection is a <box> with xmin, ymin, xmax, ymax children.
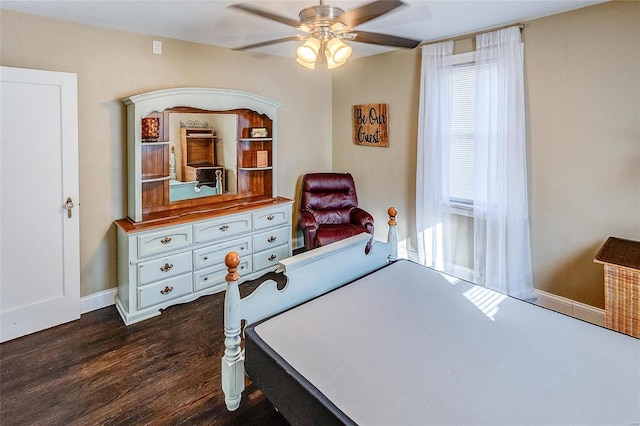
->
<box><xmin>298</xmin><ymin>173</ymin><xmax>374</xmax><ymax>251</ymax></box>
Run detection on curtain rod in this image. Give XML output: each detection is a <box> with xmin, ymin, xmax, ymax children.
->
<box><xmin>419</xmin><ymin>23</ymin><xmax>525</xmax><ymax>47</ymax></box>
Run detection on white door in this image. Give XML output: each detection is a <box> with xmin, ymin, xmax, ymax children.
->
<box><xmin>0</xmin><ymin>66</ymin><xmax>80</xmax><ymax>342</ymax></box>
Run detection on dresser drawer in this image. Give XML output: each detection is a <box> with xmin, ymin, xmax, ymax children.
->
<box><xmin>137</xmin><ymin>251</ymin><xmax>192</xmax><ymax>286</ymax></box>
<box><xmin>253</xmin><ymin>244</ymin><xmax>290</xmax><ymax>272</ymax></box>
<box><xmin>194</xmin><ymin>214</ymin><xmax>252</xmax><ymax>244</ymax></box>
<box><xmin>138</xmin><ymin>273</ymin><xmax>192</xmax><ymax>309</ymax></box>
<box><xmin>193</xmin><ymin>237</ymin><xmax>251</xmax><ymax>270</ymax></box>
<box><xmin>253</xmin><ymin>208</ymin><xmax>289</xmax><ymax>230</ymax></box>
<box><xmin>194</xmin><ymin>258</ymin><xmax>252</xmax><ymax>292</ymax></box>
<box><xmin>253</xmin><ymin>226</ymin><xmax>290</xmax><ymax>253</ymax></box>
<box><xmin>137</xmin><ymin>225</ymin><xmax>192</xmax><ymax>259</ymax></box>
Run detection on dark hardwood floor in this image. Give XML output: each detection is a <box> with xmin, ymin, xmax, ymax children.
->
<box><xmin>0</xmin><ymin>277</ymin><xmax>290</xmax><ymax>426</ymax></box>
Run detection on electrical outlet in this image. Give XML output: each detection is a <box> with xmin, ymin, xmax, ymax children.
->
<box><xmin>153</xmin><ymin>40</ymin><xmax>162</xmax><ymax>55</ymax></box>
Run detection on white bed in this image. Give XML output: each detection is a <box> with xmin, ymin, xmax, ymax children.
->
<box><xmin>221</xmin><ymin>208</ymin><xmax>639</xmax><ymax>425</ymax></box>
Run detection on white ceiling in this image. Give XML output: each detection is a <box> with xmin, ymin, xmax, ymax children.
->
<box><xmin>1</xmin><ymin>0</ymin><xmax>608</xmax><ymax>59</ymax></box>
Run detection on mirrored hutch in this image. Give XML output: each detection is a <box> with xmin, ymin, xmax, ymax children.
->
<box><xmin>114</xmin><ymin>88</ymin><xmax>292</xmax><ymax>325</ymax></box>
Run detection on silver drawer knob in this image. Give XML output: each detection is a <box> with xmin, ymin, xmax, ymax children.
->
<box><xmin>268</xmin><ymin>254</ymin><xmax>277</xmax><ymax>261</ymax></box>
<box><xmin>160</xmin><ymin>286</ymin><xmax>173</xmax><ymax>295</ymax></box>
<box><xmin>268</xmin><ymin>236</ymin><xmax>276</xmax><ymax>243</ymax></box>
<box><xmin>160</xmin><ymin>263</ymin><xmax>173</xmax><ymax>272</ymax></box>
<box><xmin>267</xmin><ymin>214</ymin><xmax>274</xmax><ymax>221</ymax></box>
<box><xmin>220</xmin><ymin>225</ymin><xmax>229</xmax><ymax>231</ymax></box>
<box><xmin>160</xmin><ymin>236</ymin><xmax>172</xmax><ymax>244</ymax></box>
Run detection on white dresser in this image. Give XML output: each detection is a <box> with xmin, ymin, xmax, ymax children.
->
<box><xmin>115</xmin><ymin>199</ymin><xmax>292</xmax><ymax>325</ymax></box>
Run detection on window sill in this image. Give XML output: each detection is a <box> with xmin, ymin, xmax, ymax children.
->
<box><xmin>450</xmin><ymin>201</ymin><xmax>473</xmax><ymax>217</ymax></box>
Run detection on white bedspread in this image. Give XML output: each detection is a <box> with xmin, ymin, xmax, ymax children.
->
<box><xmin>254</xmin><ymin>260</ymin><xmax>640</xmax><ymax>425</ymax></box>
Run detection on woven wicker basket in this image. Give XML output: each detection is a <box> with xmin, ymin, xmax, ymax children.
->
<box><xmin>595</xmin><ymin>237</ymin><xmax>640</xmax><ymax>338</ymax></box>
<box><xmin>603</xmin><ymin>264</ymin><xmax>639</xmax><ymax>337</ymax></box>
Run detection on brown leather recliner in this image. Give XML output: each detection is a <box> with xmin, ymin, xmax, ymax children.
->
<box><xmin>298</xmin><ymin>173</ymin><xmax>374</xmax><ymax>251</ymax></box>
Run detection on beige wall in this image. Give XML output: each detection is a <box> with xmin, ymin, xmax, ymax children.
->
<box><xmin>1</xmin><ymin>10</ymin><xmax>333</xmax><ymax>296</ymax></box>
<box><xmin>333</xmin><ymin>0</ymin><xmax>640</xmax><ymax>308</ymax></box>
<box><xmin>331</xmin><ymin>48</ymin><xmax>422</xmax><ymax>250</ymax></box>
<box><xmin>525</xmin><ymin>1</ymin><xmax>639</xmax><ymax>306</ymax></box>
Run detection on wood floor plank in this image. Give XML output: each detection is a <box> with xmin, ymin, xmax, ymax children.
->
<box><xmin>0</xmin><ymin>280</ymin><xmax>289</xmax><ymax>426</ymax></box>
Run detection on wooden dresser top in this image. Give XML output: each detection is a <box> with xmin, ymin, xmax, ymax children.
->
<box><xmin>594</xmin><ymin>236</ymin><xmax>640</xmax><ymax>270</ymax></box>
<box><xmin>115</xmin><ymin>196</ymin><xmax>292</xmax><ymax>234</ymax></box>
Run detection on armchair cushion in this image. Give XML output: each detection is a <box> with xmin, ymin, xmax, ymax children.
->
<box><xmin>298</xmin><ymin>172</ymin><xmax>374</xmax><ymax>250</ymax></box>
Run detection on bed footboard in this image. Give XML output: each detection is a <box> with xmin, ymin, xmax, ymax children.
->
<box><xmin>221</xmin><ymin>207</ymin><xmax>398</xmax><ymax>411</ymax></box>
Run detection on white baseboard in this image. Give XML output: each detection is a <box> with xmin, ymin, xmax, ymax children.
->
<box><xmin>406</xmin><ymin>249</ymin><xmax>605</xmax><ymax>326</ymax></box>
<box><xmin>451</xmin><ymin>265</ymin><xmax>475</xmax><ymax>282</ymax></box>
<box><xmin>81</xmin><ymin>288</ymin><xmax>117</xmax><ymax>314</ymax></box>
<box><xmin>405</xmin><ymin>248</ymin><xmax>419</xmax><ymax>263</ymax></box>
<box><xmin>533</xmin><ymin>289</ymin><xmax>605</xmax><ymax>327</ymax></box>
<box><xmin>405</xmin><ymin>250</ymin><xmax>475</xmax><ymax>282</ymax></box>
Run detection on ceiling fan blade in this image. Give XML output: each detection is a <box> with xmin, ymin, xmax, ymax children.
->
<box><xmin>339</xmin><ymin>0</ymin><xmax>405</xmax><ymax>28</ymax></box>
<box><xmin>233</xmin><ymin>35</ymin><xmax>305</xmax><ymax>50</ymax></box>
<box><xmin>351</xmin><ymin>30</ymin><xmax>420</xmax><ymax>48</ymax></box>
<box><xmin>230</xmin><ymin>3</ymin><xmax>301</xmax><ymax>28</ymax></box>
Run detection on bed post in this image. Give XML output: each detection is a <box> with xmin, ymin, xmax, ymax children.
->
<box><xmin>388</xmin><ymin>207</ymin><xmax>398</xmax><ymax>261</ymax></box>
<box><xmin>221</xmin><ymin>252</ymin><xmax>245</xmax><ymax>411</ymax></box>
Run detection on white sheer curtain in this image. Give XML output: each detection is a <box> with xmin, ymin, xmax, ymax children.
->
<box><xmin>416</xmin><ymin>41</ymin><xmax>454</xmax><ymax>272</ymax></box>
<box><xmin>473</xmin><ymin>26</ymin><xmax>536</xmax><ymax>299</ymax></box>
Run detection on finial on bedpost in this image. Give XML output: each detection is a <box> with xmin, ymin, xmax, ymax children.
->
<box><xmin>388</xmin><ymin>207</ymin><xmax>398</xmax><ymax>261</ymax></box>
<box><xmin>221</xmin><ymin>251</ymin><xmax>245</xmax><ymax>411</ymax></box>
<box><xmin>388</xmin><ymin>207</ymin><xmax>397</xmax><ymax>226</ymax></box>
<box><xmin>225</xmin><ymin>251</ymin><xmax>241</xmax><ymax>282</ymax></box>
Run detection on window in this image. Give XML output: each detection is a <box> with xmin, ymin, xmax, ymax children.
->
<box><xmin>449</xmin><ymin>52</ymin><xmax>476</xmax><ymax>206</ymax></box>
<box><xmin>418</xmin><ymin>29</ymin><xmax>533</xmax><ymax>298</ymax></box>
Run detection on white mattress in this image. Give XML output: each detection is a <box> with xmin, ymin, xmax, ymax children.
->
<box><xmin>254</xmin><ymin>260</ymin><xmax>640</xmax><ymax>425</ymax></box>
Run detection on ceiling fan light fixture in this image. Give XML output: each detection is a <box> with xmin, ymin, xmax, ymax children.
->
<box><xmin>296</xmin><ymin>37</ymin><xmax>321</xmax><ymax>63</ymax></box>
<box><xmin>326</xmin><ymin>37</ymin><xmax>352</xmax><ymax>63</ymax></box>
<box><xmin>233</xmin><ymin>1</ymin><xmax>421</xmax><ymax>70</ymax></box>
<box><xmin>325</xmin><ymin>53</ymin><xmax>346</xmax><ymax>69</ymax></box>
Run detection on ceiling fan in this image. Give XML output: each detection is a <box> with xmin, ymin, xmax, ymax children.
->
<box><xmin>231</xmin><ymin>0</ymin><xmax>421</xmax><ymax>69</ymax></box>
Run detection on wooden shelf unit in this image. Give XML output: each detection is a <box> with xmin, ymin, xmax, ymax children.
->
<box><xmin>123</xmin><ymin>88</ymin><xmax>281</xmax><ymax>223</ymax></box>
<box><xmin>141</xmin><ymin>141</ymin><xmax>170</xmax><ymax>182</ymax></box>
<box><xmin>180</xmin><ymin>126</ymin><xmax>224</xmax><ymax>193</ymax></box>
<box><xmin>238</xmin><ymin>138</ymin><xmax>273</xmax><ymax>169</ymax></box>
<box><xmin>180</xmin><ymin>127</ymin><xmax>218</xmax><ymax>183</ymax></box>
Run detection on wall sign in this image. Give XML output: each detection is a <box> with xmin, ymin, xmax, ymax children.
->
<box><xmin>352</xmin><ymin>103</ymin><xmax>389</xmax><ymax>147</ymax></box>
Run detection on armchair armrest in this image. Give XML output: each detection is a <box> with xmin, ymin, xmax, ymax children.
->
<box><xmin>298</xmin><ymin>211</ymin><xmax>319</xmax><ymax>250</ymax></box>
<box><xmin>351</xmin><ymin>208</ymin><xmax>374</xmax><ymax>234</ymax></box>
<box><xmin>298</xmin><ymin>211</ymin><xmax>319</xmax><ymax>231</ymax></box>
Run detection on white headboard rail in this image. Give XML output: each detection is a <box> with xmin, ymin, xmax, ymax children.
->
<box><xmin>221</xmin><ymin>207</ymin><xmax>398</xmax><ymax>411</ymax></box>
